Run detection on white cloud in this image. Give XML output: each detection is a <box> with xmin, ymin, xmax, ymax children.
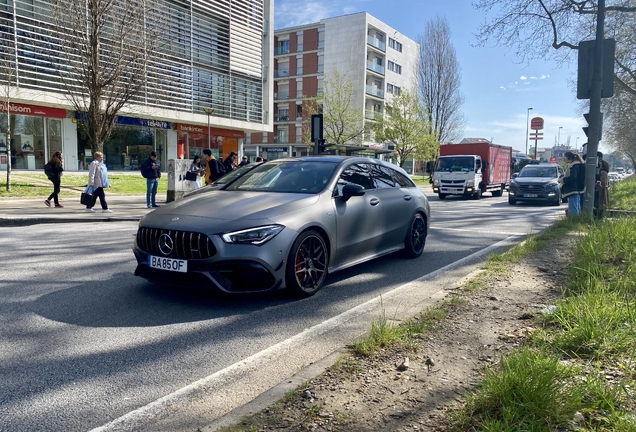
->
<box><xmin>500</xmin><ymin>86</ymin><xmax>507</xmax><ymax>90</ymax></box>
<box><xmin>275</xmin><ymin>1</ymin><xmax>336</xmax><ymax>28</ymax></box>
<box><xmin>520</xmin><ymin>76</ymin><xmax>528</xmax><ymax>80</ymax></box>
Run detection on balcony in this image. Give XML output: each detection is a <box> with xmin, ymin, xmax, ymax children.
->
<box><xmin>366</xmin><ymin>61</ymin><xmax>385</xmax><ymax>75</ymax></box>
<box><xmin>365</xmin><ymin>109</ymin><xmax>383</xmax><ymax>120</ymax></box>
<box><xmin>274</xmin><ymin>92</ymin><xmax>289</xmax><ymax>100</ymax></box>
<box><xmin>274</xmin><ymin>69</ymin><xmax>290</xmax><ymax>78</ymax></box>
<box><xmin>274</xmin><ymin>46</ymin><xmax>290</xmax><ymax>55</ymax></box>
<box><xmin>365</xmin><ymin>86</ymin><xmax>384</xmax><ymax>98</ymax></box>
<box><xmin>274</xmin><ymin>136</ymin><xmax>289</xmax><ymax>144</ymax></box>
<box><xmin>275</xmin><ymin>114</ymin><xmax>289</xmax><ymax>122</ymax></box>
<box><xmin>367</xmin><ymin>36</ymin><xmax>386</xmax><ymax>52</ymax></box>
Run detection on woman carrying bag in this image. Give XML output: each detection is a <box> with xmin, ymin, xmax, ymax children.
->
<box><xmin>186</xmin><ymin>155</ymin><xmax>203</xmax><ymax>190</ymax></box>
<box><xmin>44</xmin><ymin>151</ymin><xmax>64</xmax><ymax>208</ymax></box>
<box><xmin>560</xmin><ymin>151</ymin><xmax>586</xmax><ymax>216</ymax></box>
<box><xmin>85</xmin><ymin>151</ymin><xmax>112</xmax><ymax>213</ymax></box>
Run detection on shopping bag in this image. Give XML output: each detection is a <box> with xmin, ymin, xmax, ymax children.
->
<box><xmin>185</xmin><ymin>171</ymin><xmax>197</xmax><ymax>181</ymax></box>
<box><xmin>80</xmin><ymin>186</ymin><xmax>95</xmax><ymax>206</ymax></box>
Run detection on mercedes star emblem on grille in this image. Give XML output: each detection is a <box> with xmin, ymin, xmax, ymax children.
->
<box><xmin>158</xmin><ymin>234</ymin><xmax>174</xmax><ymax>256</ymax></box>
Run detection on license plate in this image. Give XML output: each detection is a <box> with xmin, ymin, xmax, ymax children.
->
<box><xmin>524</xmin><ymin>194</ymin><xmax>538</xmax><ymax>198</ymax></box>
<box><xmin>148</xmin><ymin>255</ymin><xmax>188</xmax><ymax>273</ymax></box>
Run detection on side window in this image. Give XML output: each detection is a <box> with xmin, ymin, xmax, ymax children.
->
<box><xmin>369</xmin><ymin>164</ymin><xmax>396</xmax><ymax>189</ymax></box>
<box><xmin>336</xmin><ymin>163</ymin><xmax>373</xmax><ymax>195</ymax></box>
<box><xmin>392</xmin><ymin>169</ymin><xmax>415</xmax><ymax>187</ymax></box>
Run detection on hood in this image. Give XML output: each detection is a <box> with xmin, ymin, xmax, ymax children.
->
<box><xmin>152</xmin><ymin>190</ymin><xmax>320</xmax><ymax>221</ymax></box>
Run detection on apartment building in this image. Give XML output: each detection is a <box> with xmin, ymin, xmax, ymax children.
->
<box><xmin>243</xmin><ymin>12</ymin><xmax>419</xmax><ymax>161</ymax></box>
<box><xmin>0</xmin><ymin>0</ymin><xmax>273</xmax><ymax>172</ymax></box>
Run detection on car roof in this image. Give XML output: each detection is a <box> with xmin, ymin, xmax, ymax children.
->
<box><xmin>269</xmin><ymin>155</ymin><xmax>408</xmax><ymax>173</ymax></box>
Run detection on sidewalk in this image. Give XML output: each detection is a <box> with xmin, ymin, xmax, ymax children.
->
<box><xmin>0</xmin><ymin>194</ymin><xmax>161</xmax><ymax>226</ymax></box>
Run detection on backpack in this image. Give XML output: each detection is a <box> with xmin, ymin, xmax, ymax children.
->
<box><xmin>44</xmin><ymin>162</ymin><xmax>54</xmax><ymax>179</ymax></box>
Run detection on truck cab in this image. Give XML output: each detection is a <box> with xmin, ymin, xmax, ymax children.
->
<box><xmin>432</xmin><ymin>155</ymin><xmax>482</xmax><ymax>199</ymax></box>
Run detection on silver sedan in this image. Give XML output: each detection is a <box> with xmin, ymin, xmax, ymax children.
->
<box><xmin>133</xmin><ymin>156</ymin><xmax>430</xmax><ymax>297</ymax></box>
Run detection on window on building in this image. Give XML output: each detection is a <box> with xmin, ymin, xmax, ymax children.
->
<box><xmin>318</xmin><ymin>29</ymin><xmax>325</xmax><ymax>49</ymax></box>
<box><xmin>276</xmin><ymin>39</ymin><xmax>290</xmax><ymax>55</ymax></box>
<box><xmin>262</xmin><ymin>132</ymin><xmax>268</xmax><ymax>143</ymax></box>
<box><xmin>296</xmin><ymin>104</ymin><xmax>303</xmax><ymax>120</ymax></box>
<box><xmin>296</xmin><ymin>57</ymin><xmax>303</xmax><ymax>75</ymax></box>
<box><xmin>296</xmin><ymin>32</ymin><xmax>303</xmax><ymax>51</ymax></box>
<box><xmin>277</xmin><ymin>108</ymin><xmax>289</xmax><ymax>121</ymax></box>
<box><xmin>296</xmin><ymin>126</ymin><xmax>302</xmax><ymax>143</ymax></box>
<box><xmin>277</xmin><ymin>127</ymin><xmax>288</xmax><ymax>143</ymax></box>
<box><xmin>317</xmin><ymin>77</ymin><xmax>324</xmax><ymax>95</ymax></box>
<box><xmin>388</xmin><ymin>38</ymin><xmax>403</xmax><ymax>52</ymax></box>
<box><xmin>317</xmin><ymin>54</ymin><xmax>324</xmax><ymax>73</ymax></box>
<box><xmin>388</xmin><ymin>61</ymin><xmax>402</xmax><ymax>74</ymax></box>
<box><xmin>387</xmin><ymin>84</ymin><xmax>401</xmax><ymax>95</ymax></box>
<box><xmin>296</xmin><ymin>79</ymin><xmax>303</xmax><ymax>98</ymax></box>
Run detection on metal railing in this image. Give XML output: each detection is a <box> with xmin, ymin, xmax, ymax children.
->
<box><xmin>367</xmin><ymin>36</ymin><xmax>386</xmax><ymax>52</ymax></box>
<box><xmin>366</xmin><ymin>61</ymin><xmax>385</xmax><ymax>75</ymax></box>
<box><xmin>365</xmin><ymin>86</ymin><xmax>384</xmax><ymax>98</ymax></box>
<box><xmin>274</xmin><ymin>69</ymin><xmax>290</xmax><ymax>78</ymax></box>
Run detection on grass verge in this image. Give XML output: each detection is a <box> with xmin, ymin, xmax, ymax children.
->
<box><xmin>609</xmin><ymin>176</ymin><xmax>636</xmax><ymax>211</ymax></box>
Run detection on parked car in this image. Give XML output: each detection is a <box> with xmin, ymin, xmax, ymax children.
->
<box><xmin>133</xmin><ymin>156</ymin><xmax>431</xmax><ymax>297</ymax></box>
<box><xmin>508</xmin><ymin>163</ymin><xmax>564</xmax><ymax>206</ymax></box>
<box><xmin>608</xmin><ymin>172</ymin><xmax>621</xmax><ymax>183</ymax></box>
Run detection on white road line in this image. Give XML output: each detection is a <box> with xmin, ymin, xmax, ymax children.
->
<box><xmin>430</xmin><ymin>226</ymin><xmax>534</xmax><ymax>236</ymax></box>
<box><xmin>89</xmin><ymin>235</ymin><xmax>523</xmax><ymax>432</ymax></box>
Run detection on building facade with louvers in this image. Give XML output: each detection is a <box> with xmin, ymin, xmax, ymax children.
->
<box><xmin>0</xmin><ymin>0</ymin><xmax>273</xmax><ymax>172</ymax></box>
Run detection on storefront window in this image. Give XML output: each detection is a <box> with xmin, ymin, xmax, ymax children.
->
<box><xmin>3</xmin><ymin>115</ymin><xmax>45</xmax><ymax>169</ymax></box>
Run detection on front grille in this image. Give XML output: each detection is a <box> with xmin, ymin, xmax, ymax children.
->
<box><xmin>136</xmin><ymin>227</ymin><xmax>216</xmax><ymax>260</ymax></box>
<box><xmin>440</xmin><ymin>180</ymin><xmax>465</xmax><ymax>185</ymax></box>
<box><xmin>517</xmin><ymin>184</ymin><xmax>546</xmax><ymax>194</ymax></box>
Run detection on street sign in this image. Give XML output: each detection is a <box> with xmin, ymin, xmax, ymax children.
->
<box><xmin>530</xmin><ymin>117</ymin><xmax>544</xmax><ymax>130</ymax></box>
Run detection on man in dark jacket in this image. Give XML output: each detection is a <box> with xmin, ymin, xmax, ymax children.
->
<box><xmin>203</xmin><ymin>149</ymin><xmax>226</xmax><ymax>184</ymax></box>
<box><xmin>223</xmin><ymin>151</ymin><xmax>238</xmax><ymax>173</ymax></box>
<box><xmin>141</xmin><ymin>151</ymin><xmax>161</xmax><ymax>208</ymax></box>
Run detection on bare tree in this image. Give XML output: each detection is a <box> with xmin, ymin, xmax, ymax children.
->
<box><xmin>374</xmin><ymin>91</ymin><xmax>436</xmax><ymax>168</ymax></box>
<box><xmin>604</xmin><ymin>86</ymin><xmax>636</xmax><ymax>167</ymax></box>
<box><xmin>303</xmin><ymin>70</ymin><xmax>366</xmax><ymax>145</ymax></box>
<box><xmin>0</xmin><ymin>29</ymin><xmax>16</xmax><ymax>192</ymax></box>
<box><xmin>47</xmin><ymin>0</ymin><xmax>164</xmax><ymax>154</ymax></box>
<box><xmin>473</xmin><ymin>0</ymin><xmax>636</xmax><ymax>96</ymax></box>
<box><xmin>418</xmin><ymin>16</ymin><xmax>465</xmax><ymax>146</ymax></box>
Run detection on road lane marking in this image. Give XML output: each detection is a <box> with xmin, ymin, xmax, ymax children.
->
<box><xmin>90</xmin><ymin>235</ymin><xmax>524</xmax><ymax>432</ymax></box>
<box><xmin>430</xmin><ymin>226</ymin><xmax>533</xmax><ymax>236</ymax></box>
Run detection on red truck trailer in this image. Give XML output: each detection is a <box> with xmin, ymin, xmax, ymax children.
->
<box><xmin>432</xmin><ymin>142</ymin><xmax>512</xmax><ymax>199</ymax></box>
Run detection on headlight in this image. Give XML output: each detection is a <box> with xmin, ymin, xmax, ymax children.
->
<box><xmin>466</xmin><ymin>180</ymin><xmax>474</xmax><ymax>186</ymax></box>
<box><xmin>433</xmin><ymin>179</ymin><xmax>440</xmax><ymax>186</ymax></box>
<box><xmin>221</xmin><ymin>224</ymin><xmax>284</xmax><ymax>245</ymax></box>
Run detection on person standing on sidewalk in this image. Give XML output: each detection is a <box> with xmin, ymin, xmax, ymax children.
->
<box><xmin>202</xmin><ymin>149</ymin><xmax>225</xmax><ymax>185</ymax></box>
<box><xmin>86</xmin><ymin>151</ymin><xmax>112</xmax><ymax>213</ymax></box>
<box><xmin>44</xmin><ymin>151</ymin><xmax>64</xmax><ymax>208</ymax></box>
<box><xmin>560</xmin><ymin>151</ymin><xmax>586</xmax><ymax>216</ymax></box>
<box><xmin>141</xmin><ymin>151</ymin><xmax>161</xmax><ymax>208</ymax></box>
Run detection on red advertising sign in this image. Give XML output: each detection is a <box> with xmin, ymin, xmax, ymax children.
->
<box><xmin>0</xmin><ymin>102</ymin><xmax>67</xmax><ymax>118</ymax></box>
<box><xmin>530</xmin><ymin>117</ymin><xmax>544</xmax><ymax>130</ymax></box>
<box><xmin>550</xmin><ymin>156</ymin><xmax>557</xmax><ymax>163</ymax></box>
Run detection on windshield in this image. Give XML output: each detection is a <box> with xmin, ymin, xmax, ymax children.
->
<box><xmin>214</xmin><ymin>163</ymin><xmax>259</xmax><ymax>185</ymax></box>
<box><xmin>224</xmin><ymin>160</ymin><xmax>339</xmax><ymax>193</ymax></box>
<box><xmin>518</xmin><ymin>167</ymin><xmax>558</xmax><ymax>178</ymax></box>
<box><xmin>435</xmin><ymin>157</ymin><xmax>474</xmax><ymax>172</ymax></box>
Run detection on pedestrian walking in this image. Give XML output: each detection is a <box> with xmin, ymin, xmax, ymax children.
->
<box><xmin>188</xmin><ymin>155</ymin><xmax>203</xmax><ymax>190</ymax></box>
<box><xmin>223</xmin><ymin>151</ymin><xmax>238</xmax><ymax>172</ymax></box>
<box><xmin>595</xmin><ymin>152</ymin><xmax>610</xmax><ymax>218</ymax></box>
<box><xmin>85</xmin><ymin>151</ymin><xmax>112</xmax><ymax>213</ymax></box>
<box><xmin>141</xmin><ymin>151</ymin><xmax>161</xmax><ymax>208</ymax></box>
<box><xmin>560</xmin><ymin>151</ymin><xmax>586</xmax><ymax>216</ymax></box>
<box><xmin>44</xmin><ymin>151</ymin><xmax>64</xmax><ymax>208</ymax></box>
<box><xmin>202</xmin><ymin>149</ymin><xmax>226</xmax><ymax>184</ymax></box>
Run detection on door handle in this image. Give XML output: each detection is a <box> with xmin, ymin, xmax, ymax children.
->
<box><xmin>370</xmin><ymin>198</ymin><xmax>380</xmax><ymax>206</ymax></box>
<box><xmin>403</xmin><ymin>195</ymin><xmax>412</xmax><ymax>201</ymax></box>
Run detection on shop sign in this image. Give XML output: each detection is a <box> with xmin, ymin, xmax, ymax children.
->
<box><xmin>75</xmin><ymin>112</ymin><xmax>171</xmax><ymax>129</ymax></box>
<box><xmin>177</xmin><ymin>123</ymin><xmax>245</xmax><ymax>138</ymax></box>
<box><xmin>0</xmin><ymin>102</ymin><xmax>66</xmax><ymax>118</ymax></box>
<box><xmin>263</xmin><ymin>147</ymin><xmax>287</xmax><ymax>152</ymax></box>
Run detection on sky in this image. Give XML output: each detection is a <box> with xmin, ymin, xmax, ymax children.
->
<box><xmin>274</xmin><ymin>0</ymin><xmax>598</xmax><ymax>154</ymax></box>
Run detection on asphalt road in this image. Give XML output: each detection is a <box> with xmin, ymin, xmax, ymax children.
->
<box><xmin>0</xmin><ymin>194</ymin><xmax>563</xmax><ymax>432</ymax></box>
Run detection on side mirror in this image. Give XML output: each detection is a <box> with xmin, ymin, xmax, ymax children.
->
<box><xmin>341</xmin><ymin>183</ymin><xmax>366</xmax><ymax>202</ymax></box>
<box><xmin>511</xmin><ymin>173</ymin><xmax>519</xmax><ymax>179</ymax></box>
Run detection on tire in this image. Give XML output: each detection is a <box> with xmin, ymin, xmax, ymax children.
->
<box><xmin>286</xmin><ymin>230</ymin><xmax>329</xmax><ymax>298</ymax></box>
<box><xmin>508</xmin><ymin>197</ymin><xmax>517</xmax><ymax>205</ymax></box>
<box><xmin>473</xmin><ymin>188</ymin><xmax>482</xmax><ymax>200</ymax></box>
<box><xmin>403</xmin><ymin>213</ymin><xmax>427</xmax><ymax>258</ymax></box>
<box><xmin>492</xmin><ymin>186</ymin><xmax>504</xmax><ymax>197</ymax></box>
<box><xmin>438</xmin><ymin>193</ymin><xmax>447</xmax><ymax>200</ymax></box>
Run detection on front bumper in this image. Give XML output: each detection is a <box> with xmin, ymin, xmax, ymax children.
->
<box><xmin>433</xmin><ymin>185</ymin><xmax>476</xmax><ymax>196</ymax></box>
<box><xmin>132</xmin><ymin>227</ymin><xmax>297</xmax><ymax>294</ymax></box>
<box><xmin>509</xmin><ymin>185</ymin><xmax>559</xmax><ymax>202</ymax></box>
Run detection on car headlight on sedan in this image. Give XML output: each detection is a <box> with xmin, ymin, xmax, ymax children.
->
<box><xmin>221</xmin><ymin>224</ymin><xmax>285</xmax><ymax>245</ymax></box>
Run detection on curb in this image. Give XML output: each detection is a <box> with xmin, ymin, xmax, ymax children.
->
<box><xmin>0</xmin><ymin>217</ymin><xmax>143</xmax><ymax>227</ymax></box>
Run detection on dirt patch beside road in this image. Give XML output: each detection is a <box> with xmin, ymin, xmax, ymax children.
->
<box><xmin>215</xmin><ymin>235</ymin><xmax>575</xmax><ymax>432</ymax></box>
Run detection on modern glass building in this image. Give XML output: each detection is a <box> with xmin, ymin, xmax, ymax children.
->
<box><xmin>0</xmin><ymin>0</ymin><xmax>273</xmax><ymax>171</ymax></box>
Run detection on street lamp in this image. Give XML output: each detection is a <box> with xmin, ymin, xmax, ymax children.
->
<box><xmin>525</xmin><ymin>107</ymin><xmax>533</xmax><ymax>156</ymax></box>
<box><xmin>203</xmin><ymin>107</ymin><xmax>214</xmax><ymax>149</ymax></box>
<box><xmin>557</xmin><ymin>126</ymin><xmax>563</xmax><ymax>146</ymax></box>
